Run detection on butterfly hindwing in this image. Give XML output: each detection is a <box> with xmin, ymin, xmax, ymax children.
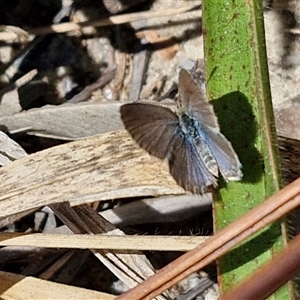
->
<box><xmin>201</xmin><ymin>125</ymin><xmax>243</xmax><ymax>180</ymax></box>
<box><xmin>169</xmin><ymin>132</ymin><xmax>217</xmax><ymax>194</ymax></box>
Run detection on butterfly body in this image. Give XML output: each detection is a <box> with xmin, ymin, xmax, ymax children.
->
<box><xmin>179</xmin><ymin>112</ymin><xmax>219</xmax><ymax>177</ymax></box>
<box><xmin>179</xmin><ymin>112</ymin><xmax>200</xmax><ymax>138</ymax></box>
<box><xmin>120</xmin><ymin>68</ymin><xmax>242</xmax><ymax>194</ymax></box>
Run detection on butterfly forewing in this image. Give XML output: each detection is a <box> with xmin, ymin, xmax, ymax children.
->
<box><xmin>178</xmin><ymin>69</ymin><xmax>219</xmax><ymax>129</ymax></box>
<box><xmin>120</xmin><ymin>103</ymin><xmax>179</xmax><ymax>159</ymax></box>
<box><xmin>169</xmin><ymin>133</ymin><xmax>217</xmax><ymax>194</ymax></box>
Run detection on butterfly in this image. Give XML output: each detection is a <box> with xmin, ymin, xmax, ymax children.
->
<box><xmin>120</xmin><ymin>68</ymin><xmax>242</xmax><ymax>194</ymax></box>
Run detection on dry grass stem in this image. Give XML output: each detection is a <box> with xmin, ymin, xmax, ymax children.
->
<box><xmin>0</xmin><ymin>5</ymin><xmax>201</xmax><ymax>41</ymax></box>
<box><xmin>0</xmin><ymin>233</ymin><xmax>208</xmax><ymax>251</ymax></box>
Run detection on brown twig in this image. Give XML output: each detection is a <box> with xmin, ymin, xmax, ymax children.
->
<box><xmin>116</xmin><ymin>177</ymin><xmax>300</xmax><ymax>300</ymax></box>
<box><xmin>220</xmin><ymin>231</ymin><xmax>300</xmax><ymax>300</ymax></box>
<box><xmin>0</xmin><ymin>5</ymin><xmax>201</xmax><ymax>41</ymax></box>
<box><xmin>39</xmin><ymin>250</ymin><xmax>77</xmax><ymax>280</ymax></box>
<box><xmin>67</xmin><ymin>67</ymin><xmax>116</xmax><ymax>103</ymax></box>
<box><xmin>0</xmin><ymin>69</ymin><xmax>37</xmax><ymax>97</ymax></box>
<box><xmin>129</xmin><ymin>38</ymin><xmax>150</xmax><ymax>101</ymax></box>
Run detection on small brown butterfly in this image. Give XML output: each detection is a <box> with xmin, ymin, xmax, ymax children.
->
<box><xmin>120</xmin><ymin>68</ymin><xmax>242</xmax><ymax>194</ymax></box>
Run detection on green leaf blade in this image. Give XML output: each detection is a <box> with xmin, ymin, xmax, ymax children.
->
<box><xmin>203</xmin><ymin>0</ymin><xmax>292</xmax><ymax>298</ymax></box>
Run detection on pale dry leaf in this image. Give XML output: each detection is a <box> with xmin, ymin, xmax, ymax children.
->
<box><xmin>0</xmin><ymin>69</ymin><xmax>38</xmax><ymax>117</ymax></box>
<box><xmin>0</xmin><ymin>130</ymin><xmax>184</xmax><ymax>218</ymax></box>
<box><xmin>0</xmin><ymin>102</ymin><xmax>124</xmax><ymax>140</ymax></box>
<box><xmin>275</xmin><ymin>100</ymin><xmax>300</xmax><ymax>140</ymax></box>
<box><xmin>101</xmin><ymin>194</ymin><xmax>212</xmax><ymax>226</ymax></box>
<box><xmin>0</xmin><ymin>270</ymin><xmax>114</xmax><ymax>300</ymax></box>
<box><xmin>0</xmin><ymin>131</ymin><xmax>27</xmax><ymax>166</ymax></box>
<box><xmin>0</xmin><ymin>88</ymin><xmax>22</xmax><ymax>116</ymax></box>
